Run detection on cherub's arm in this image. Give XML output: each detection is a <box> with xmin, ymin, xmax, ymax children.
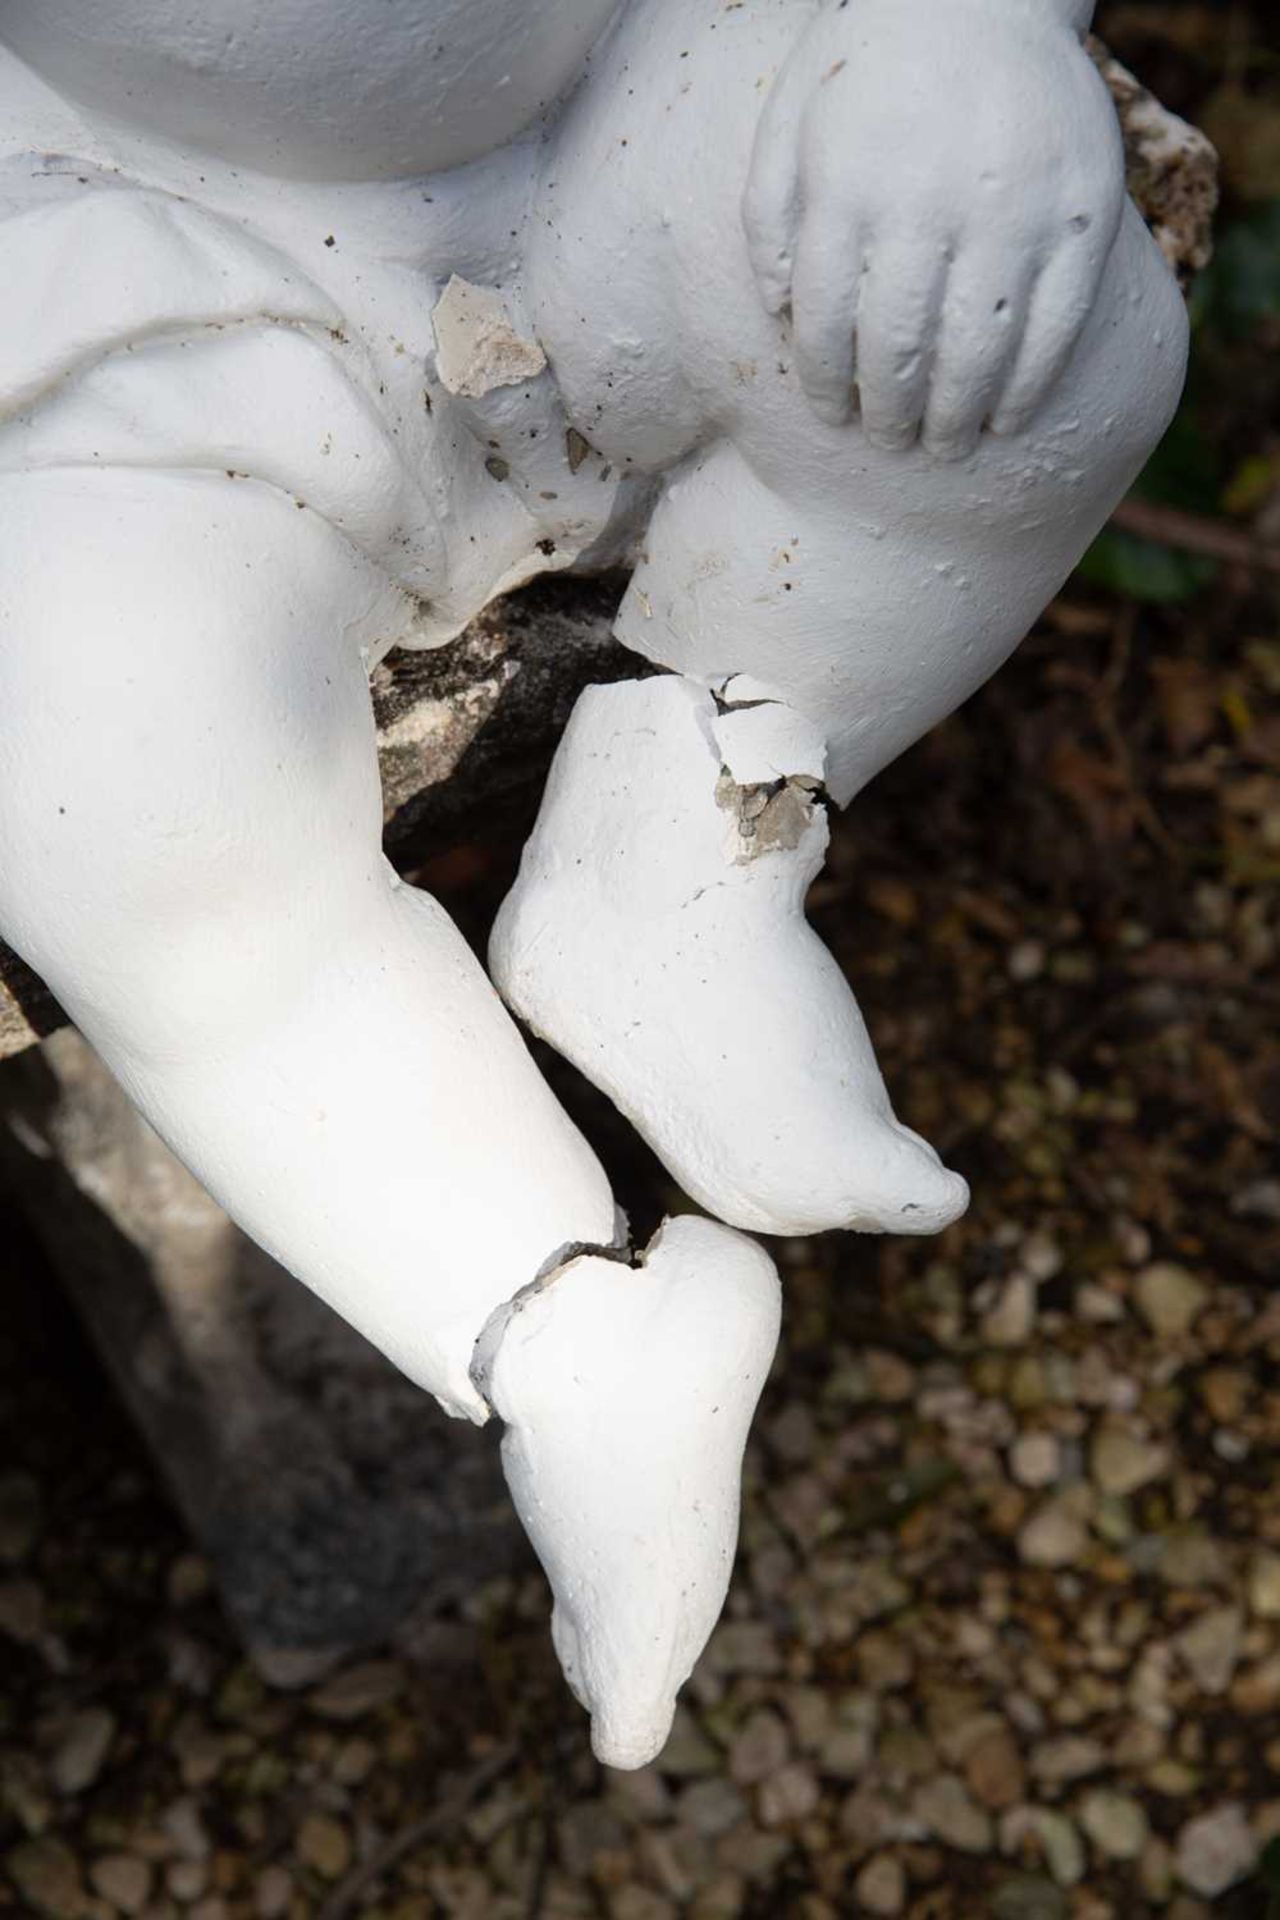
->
<box><xmin>743</xmin><ymin>0</ymin><xmax>1122</xmax><ymax>455</ymax></box>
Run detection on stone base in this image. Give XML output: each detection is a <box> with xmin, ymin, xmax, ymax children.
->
<box><xmin>0</xmin><ymin>1030</ymin><xmax>522</xmax><ymax>1681</ymax></box>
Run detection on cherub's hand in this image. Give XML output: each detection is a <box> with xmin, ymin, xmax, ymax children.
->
<box><xmin>743</xmin><ymin>0</ymin><xmax>1123</xmax><ymax>456</ymax></box>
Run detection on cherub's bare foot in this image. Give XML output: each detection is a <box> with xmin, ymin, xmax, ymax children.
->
<box><xmin>475</xmin><ymin>1214</ymin><xmax>780</xmax><ymax>1769</ymax></box>
<box><xmin>491</xmin><ymin>675</ymin><xmax>968</xmax><ymax>1238</ymax></box>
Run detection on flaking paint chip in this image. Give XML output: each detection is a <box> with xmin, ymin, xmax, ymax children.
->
<box><xmin>431</xmin><ymin>275</ymin><xmax>548</xmax><ymax>399</ymax></box>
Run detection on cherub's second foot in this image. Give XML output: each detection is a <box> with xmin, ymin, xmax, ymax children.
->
<box><xmin>490</xmin><ymin>674</ymin><xmax>968</xmax><ymax>1237</ymax></box>
<box><xmin>474</xmin><ymin>1214</ymin><xmax>781</xmax><ymax>1769</ymax></box>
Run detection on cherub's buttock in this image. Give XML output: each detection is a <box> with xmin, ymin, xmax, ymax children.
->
<box><xmin>1</xmin><ymin>0</ymin><xmax>621</xmax><ymax>181</ymax></box>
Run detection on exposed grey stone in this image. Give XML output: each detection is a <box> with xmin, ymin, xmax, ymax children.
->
<box><xmin>0</xmin><ymin>1030</ymin><xmax>522</xmax><ymax>1675</ymax></box>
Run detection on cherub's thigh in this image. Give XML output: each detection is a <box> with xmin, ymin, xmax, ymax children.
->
<box><xmin>0</xmin><ymin>467</ymin><xmax>407</xmax><ymax>1013</ymax></box>
<box><xmin>531</xmin><ymin>0</ymin><xmax>1183</xmax><ymax>569</ymax></box>
<box><xmin>527</xmin><ymin>0</ymin><xmax>796</xmax><ymax>474</ymax></box>
<box><xmin>610</xmin><ymin>207</ymin><xmax>1185</xmax><ymax>799</ymax></box>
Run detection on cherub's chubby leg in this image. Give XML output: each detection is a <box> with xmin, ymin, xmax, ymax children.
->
<box><xmin>495</xmin><ymin>0</ymin><xmax>1188</xmax><ymax>1237</ymax></box>
<box><xmin>492</xmin><ymin>672</ymin><xmax>968</xmax><ymax>1237</ymax></box>
<box><xmin>0</xmin><ymin>466</ymin><xmax>780</xmax><ymax>1765</ymax></box>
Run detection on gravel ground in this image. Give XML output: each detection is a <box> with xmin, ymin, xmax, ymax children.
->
<box><xmin>3</xmin><ymin>553</ymin><xmax>1278</xmax><ymax>1919</ymax></box>
<box><xmin>2</xmin><ymin>5</ymin><xmax>1279</xmax><ymax>1916</ymax></box>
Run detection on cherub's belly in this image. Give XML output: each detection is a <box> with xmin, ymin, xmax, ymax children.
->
<box><xmin>0</xmin><ymin>0</ymin><xmax>622</xmax><ymax>181</ymax></box>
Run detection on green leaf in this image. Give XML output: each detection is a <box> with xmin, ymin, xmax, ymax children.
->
<box><xmin>1222</xmin><ymin>451</ymin><xmax>1280</xmax><ymax>517</ymax></box>
<box><xmin>1134</xmin><ymin>408</ymin><xmax>1223</xmax><ymax>515</ymax></box>
<box><xmin>1076</xmin><ymin>529</ymin><xmax>1218</xmax><ymax>604</ymax></box>
<box><xmin>1261</xmin><ymin>1833</ymin><xmax>1280</xmax><ymax>1890</ymax></box>
<box><xmin>1198</xmin><ymin>201</ymin><xmax>1280</xmax><ymax>339</ymax></box>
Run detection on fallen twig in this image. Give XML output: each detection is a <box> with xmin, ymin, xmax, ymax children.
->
<box><xmin>1111</xmin><ymin>497</ymin><xmax>1280</xmax><ymax>576</ymax></box>
<box><xmin>316</xmin><ymin>1741</ymin><xmax>520</xmax><ymax>1920</ymax></box>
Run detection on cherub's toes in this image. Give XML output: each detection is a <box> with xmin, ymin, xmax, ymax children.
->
<box><xmin>860</xmin><ymin>1122</ymin><xmax>970</xmax><ymax>1235</ymax></box>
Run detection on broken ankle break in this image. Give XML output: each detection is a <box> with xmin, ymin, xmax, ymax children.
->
<box><xmin>707</xmin><ymin>673</ymin><xmax>830</xmax><ymax>858</ymax></box>
<box><xmin>467</xmin><ymin>1228</ymin><xmax>632</xmax><ymax>1415</ymax></box>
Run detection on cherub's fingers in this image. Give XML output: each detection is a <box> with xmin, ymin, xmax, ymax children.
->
<box><xmin>853</xmin><ymin>235</ymin><xmax>950</xmax><ymax>451</ymax></box>
<box><xmin>921</xmin><ymin>246</ymin><xmax>1036</xmax><ymax>461</ymax></box>
<box><xmin>988</xmin><ymin>228</ymin><xmax>1112</xmax><ymax>437</ymax></box>
<box><xmin>741</xmin><ymin>44</ymin><xmax>810</xmax><ymax>315</ymax></box>
<box><xmin>790</xmin><ymin>209</ymin><xmax>866</xmax><ymax>426</ymax></box>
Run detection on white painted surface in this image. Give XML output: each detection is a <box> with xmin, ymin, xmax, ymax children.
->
<box><xmin>0</xmin><ymin>0</ymin><xmax>1186</xmax><ymax>1760</ymax></box>
<box><xmin>491</xmin><ymin>675</ymin><xmax>971</xmax><ymax>1237</ymax></box>
<box><xmin>0</xmin><ymin>0</ymin><xmax>625</xmax><ymax>179</ymax></box>
<box><xmin>477</xmin><ymin>1216</ymin><xmax>781</xmax><ymax>1769</ymax></box>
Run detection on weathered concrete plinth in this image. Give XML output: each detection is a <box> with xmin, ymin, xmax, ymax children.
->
<box><xmin>0</xmin><ymin>1027</ymin><xmax>522</xmax><ymax>1680</ymax></box>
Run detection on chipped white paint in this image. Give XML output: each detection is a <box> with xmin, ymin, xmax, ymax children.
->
<box><xmin>0</xmin><ymin>0</ymin><xmax>1189</xmax><ymax>1764</ymax></box>
<box><xmin>432</xmin><ymin>276</ymin><xmax>548</xmax><ymax>401</ymax></box>
<box><xmin>711</xmin><ymin>685</ymin><xmax>828</xmax><ymax>788</ymax></box>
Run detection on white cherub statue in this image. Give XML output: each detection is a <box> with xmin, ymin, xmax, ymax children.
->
<box><xmin>0</xmin><ymin>0</ymin><xmax>1186</xmax><ymax>1765</ymax></box>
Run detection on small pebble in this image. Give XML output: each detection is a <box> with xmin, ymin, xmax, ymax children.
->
<box><xmin>90</xmin><ymin>1854</ymin><xmax>152</xmax><ymax>1916</ymax></box>
<box><xmin>254</xmin><ymin>1865</ymin><xmax>293</xmax><ymax>1919</ymax></box>
<box><xmin>1031</xmin><ymin>1736</ymin><xmax>1106</xmax><ymax>1785</ymax></box>
<box><xmin>1010</xmin><ymin>1433</ymin><xmax>1062</xmax><ymax>1489</ymax></box>
<box><xmin>5</xmin><ymin>1838</ymin><xmax>83</xmax><ymax>1916</ymax></box>
<box><xmin>1233</xmin><ymin>1653</ymin><xmax>1280</xmax><ymax>1714</ymax></box>
<box><xmin>1080</xmin><ymin>1789</ymin><xmax>1148</xmax><ymax>1860</ymax></box>
<box><xmin>1008</xmin><ymin>940</ymin><xmax>1046</xmax><ymax>981</ymax></box>
<box><xmin>1175</xmin><ymin>1804</ymin><xmax>1256</xmax><ymax>1898</ymax></box>
<box><xmin>992</xmin><ymin>1876</ymin><xmax>1068</xmax><ymax>1920</ymax></box>
<box><xmin>856</xmin><ymin>1630</ymin><xmax>914</xmax><ymax>1692</ymax></box>
<box><xmin>1006</xmin><ymin>1810</ymin><xmax>1086</xmax><ymax>1888</ymax></box>
<box><xmin>757</xmin><ymin>1761</ymin><xmax>820</xmax><ymax>1827</ymax></box>
<box><xmin>1076</xmin><ymin>1283</ymin><xmax>1125</xmax><ymax>1324</ymax></box>
<box><xmin>308</xmin><ymin>1660</ymin><xmax>403</xmax><ymax>1720</ymax></box>
<box><xmin>983</xmin><ymin>1276</ymin><xmax>1037</xmax><ymax>1347</ymax></box>
<box><xmin>1248</xmin><ymin>1550</ymin><xmax>1280</xmax><ymax>1620</ymax></box>
<box><xmin>49</xmin><ymin>1707</ymin><xmax>116</xmax><ymax>1796</ymax></box>
<box><xmin>1133</xmin><ymin>1264</ymin><xmax>1208</xmax><ymax>1339</ymax></box>
<box><xmin>854</xmin><ymin>1854</ymin><xmax>906</xmax><ymax>1915</ymax></box>
<box><xmin>1018</xmin><ymin>1501</ymin><xmax>1087</xmax><ymax>1569</ymax></box>
<box><xmin>1091</xmin><ymin>1429</ymin><xmax>1168</xmax><ymax>1498</ymax></box>
<box><xmin>964</xmin><ymin>1727</ymin><xmax>1026</xmax><ymax>1810</ymax></box>
<box><xmin>1174</xmin><ymin>1606</ymin><xmax>1243</xmax><ymax>1695</ymax></box>
<box><xmin>728</xmin><ymin>1710</ymin><xmax>789</xmax><ymax>1786</ymax></box>
<box><xmin>167</xmin><ymin>1858</ymin><xmax>210</xmax><ymax>1902</ymax></box>
<box><xmin>678</xmin><ymin>1778</ymin><xmax>747</xmax><ymax>1838</ymax></box>
<box><xmin>295</xmin><ymin>1813</ymin><xmax>352</xmax><ymax>1882</ymax></box>
<box><xmin>0</xmin><ymin>1577</ymin><xmax>43</xmax><ymax>1645</ymax></box>
<box><xmin>912</xmin><ymin>1774</ymin><xmax>992</xmax><ymax>1853</ymax></box>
